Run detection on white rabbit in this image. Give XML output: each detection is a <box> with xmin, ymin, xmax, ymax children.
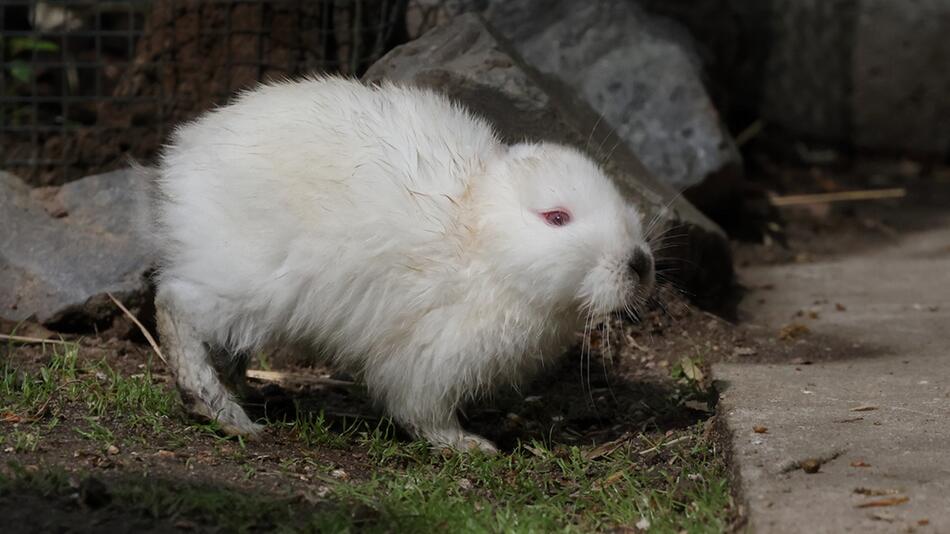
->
<box><xmin>145</xmin><ymin>76</ymin><xmax>654</xmax><ymax>452</ymax></box>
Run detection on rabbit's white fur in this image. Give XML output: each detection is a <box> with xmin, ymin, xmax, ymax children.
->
<box><xmin>148</xmin><ymin>76</ymin><xmax>653</xmax><ymax>452</ymax></box>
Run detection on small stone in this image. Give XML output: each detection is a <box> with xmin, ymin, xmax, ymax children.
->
<box><xmin>330</xmin><ymin>469</ymin><xmax>348</xmax><ymax>480</ymax></box>
<box><xmin>458</xmin><ymin>478</ymin><xmax>473</xmax><ymax>491</ymax></box>
<box><xmin>106</xmin><ymin>445</ymin><xmax>120</xmax><ymax>455</ymax></box>
<box><xmin>801</xmin><ymin>459</ymin><xmax>821</xmax><ymax>474</ymax></box>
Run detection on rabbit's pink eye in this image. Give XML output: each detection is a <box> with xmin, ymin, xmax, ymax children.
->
<box><xmin>541</xmin><ymin>209</ymin><xmax>571</xmax><ymax>227</ymax></box>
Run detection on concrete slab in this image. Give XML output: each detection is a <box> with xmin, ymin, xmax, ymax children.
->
<box><xmin>714</xmin><ymin>217</ymin><xmax>950</xmax><ymax>532</ymax></box>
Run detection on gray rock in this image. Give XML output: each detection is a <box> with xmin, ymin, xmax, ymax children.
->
<box><xmin>463</xmin><ymin>0</ymin><xmax>742</xmax><ymax>192</ymax></box>
<box><xmin>0</xmin><ymin>169</ymin><xmax>151</xmax><ymax>326</ymax></box>
<box><xmin>364</xmin><ymin>14</ymin><xmax>734</xmax><ymax>304</ymax></box>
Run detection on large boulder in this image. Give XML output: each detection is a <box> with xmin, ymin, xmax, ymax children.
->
<box><xmin>364</xmin><ymin>14</ymin><xmax>734</xmax><ymax>305</ymax></box>
<box><xmin>0</xmin><ymin>169</ymin><xmax>151</xmax><ymax>327</ymax></box>
<box><xmin>479</xmin><ymin>0</ymin><xmax>742</xmax><ymax>192</ymax></box>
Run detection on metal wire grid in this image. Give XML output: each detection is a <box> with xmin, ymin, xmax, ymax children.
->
<box><xmin>1</xmin><ymin>0</ymin><xmax>407</xmax><ymax>184</ymax></box>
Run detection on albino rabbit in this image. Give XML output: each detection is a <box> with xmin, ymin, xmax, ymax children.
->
<box><xmin>145</xmin><ymin>76</ymin><xmax>654</xmax><ymax>452</ymax></box>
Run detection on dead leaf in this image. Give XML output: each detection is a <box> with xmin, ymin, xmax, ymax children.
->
<box><xmin>753</xmin><ymin>426</ymin><xmax>768</xmax><ymax>434</ymax></box>
<box><xmin>679</xmin><ymin>357</ymin><xmax>705</xmax><ymax>382</ymax></box>
<box><xmin>850</xmin><ymin>460</ymin><xmax>871</xmax><ymax>468</ymax></box>
<box><xmin>856</xmin><ymin>496</ymin><xmax>909</xmax><ymax>508</ymax></box>
<box><xmin>583</xmin><ymin>432</ymin><xmax>632</xmax><ymax>460</ymax></box>
<box><xmin>850</xmin><ymin>405</ymin><xmax>878</xmax><ymax>412</ymax></box>
<box><xmin>835</xmin><ymin>303</ymin><xmax>847</xmax><ymax>311</ymax></box>
<box><xmin>2</xmin><ymin>412</ymin><xmax>23</xmax><ymax>423</ymax></box>
<box><xmin>778</xmin><ymin>323</ymin><xmax>810</xmax><ymax>340</ymax></box>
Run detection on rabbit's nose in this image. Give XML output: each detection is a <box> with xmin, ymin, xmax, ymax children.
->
<box><xmin>627</xmin><ymin>247</ymin><xmax>654</xmax><ymax>282</ymax></box>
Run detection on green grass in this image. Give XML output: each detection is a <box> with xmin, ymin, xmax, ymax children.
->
<box><xmin>0</xmin><ymin>341</ymin><xmax>733</xmax><ymax>532</ymax></box>
<box><xmin>0</xmin><ymin>432</ymin><xmax>730</xmax><ymax>533</ymax></box>
<box><xmin>323</xmin><ymin>432</ymin><xmax>731</xmax><ymax>533</ymax></box>
<box><xmin>1</xmin><ymin>342</ymin><xmax>179</xmax><ymax>450</ymax></box>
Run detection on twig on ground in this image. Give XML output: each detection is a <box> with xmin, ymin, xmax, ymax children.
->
<box><xmin>106</xmin><ymin>292</ymin><xmax>167</xmax><ymax>366</ymax></box>
<box><xmin>584</xmin><ymin>431</ymin><xmax>634</xmax><ymax>460</ymax></box>
<box><xmin>245</xmin><ymin>369</ymin><xmax>355</xmax><ymax>388</ymax></box>
<box><xmin>770</xmin><ymin>188</ymin><xmax>906</xmax><ymax>207</ymax></box>
<box><xmin>638</xmin><ymin>435</ymin><xmax>691</xmax><ymax>456</ymax></box>
<box><xmin>0</xmin><ymin>334</ymin><xmax>72</xmax><ymax>346</ymax></box>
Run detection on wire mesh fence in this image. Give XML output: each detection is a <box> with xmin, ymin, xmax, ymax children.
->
<box><xmin>1</xmin><ymin>0</ymin><xmax>409</xmax><ymax>185</ymax></box>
